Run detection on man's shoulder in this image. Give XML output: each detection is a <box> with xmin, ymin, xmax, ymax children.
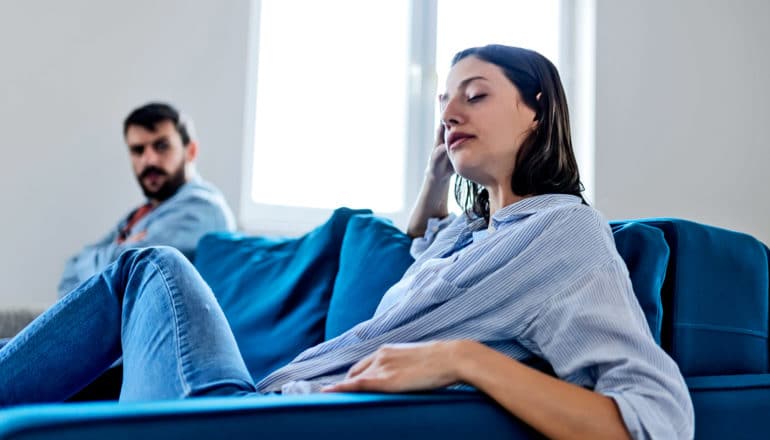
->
<box><xmin>164</xmin><ymin>177</ymin><xmax>229</xmax><ymax>210</ymax></box>
<box><xmin>155</xmin><ymin>177</ymin><xmax>236</xmax><ymax>228</ymax></box>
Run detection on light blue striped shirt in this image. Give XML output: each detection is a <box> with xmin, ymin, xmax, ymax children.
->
<box><xmin>257</xmin><ymin>194</ymin><xmax>694</xmax><ymax>439</ymax></box>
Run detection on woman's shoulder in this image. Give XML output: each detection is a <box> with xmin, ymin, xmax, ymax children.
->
<box><xmin>530</xmin><ymin>198</ymin><xmax>618</xmax><ymax>260</ymax></box>
<box><xmin>520</xmin><ymin>195</ymin><xmax>609</xmax><ymax>235</ymax></box>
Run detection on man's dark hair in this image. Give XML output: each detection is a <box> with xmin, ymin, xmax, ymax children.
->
<box><xmin>451</xmin><ymin>45</ymin><xmax>586</xmax><ymax>222</ymax></box>
<box><xmin>123</xmin><ymin>102</ymin><xmax>193</xmax><ymax>145</ymax></box>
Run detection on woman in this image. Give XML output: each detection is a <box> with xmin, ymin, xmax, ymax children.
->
<box><xmin>0</xmin><ymin>45</ymin><xmax>693</xmax><ymax>439</ymax></box>
<box><xmin>320</xmin><ymin>45</ymin><xmax>695</xmax><ymax>439</ymax></box>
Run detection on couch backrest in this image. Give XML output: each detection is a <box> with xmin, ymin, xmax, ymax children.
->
<box><xmin>623</xmin><ymin>219</ymin><xmax>769</xmax><ymax>377</ymax></box>
<box><xmin>197</xmin><ymin>210</ymin><xmax>769</xmax><ymax>382</ymax></box>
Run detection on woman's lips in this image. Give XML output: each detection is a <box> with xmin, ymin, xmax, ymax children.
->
<box><xmin>449</xmin><ymin>134</ymin><xmax>475</xmax><ymax>150</ymax></box>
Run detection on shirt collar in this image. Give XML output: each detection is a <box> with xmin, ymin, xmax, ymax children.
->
<box><xmin>490</xmin><ymin>194</ymin><xmax>582</xmax><ymax>229</ymax></box>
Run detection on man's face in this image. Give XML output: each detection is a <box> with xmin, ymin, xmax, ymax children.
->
<box><xmin>125</xmin><ymin>120</ymin><xmax>192</xmax><ymax>203</ymax></box>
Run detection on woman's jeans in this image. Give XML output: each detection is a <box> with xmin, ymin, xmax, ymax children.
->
<box><xmin>0</xmin><ymin>246</ymin><xmax>257</xmax><ymax>406</ymax></box>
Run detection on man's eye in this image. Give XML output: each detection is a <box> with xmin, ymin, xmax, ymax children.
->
<box><xmin>130</xmin><ymin>146</ymin><xmax>144</xmax><ymax>156</ymax></box>
<box><xmin>468</xmin><ymin>94</ymin><xmax>487</xmax><ymax>103</ymax></box>
<box><xmin>154</xmin><ymin>141</ymin><xmax>170</xmax><ymax>151</ymax></box>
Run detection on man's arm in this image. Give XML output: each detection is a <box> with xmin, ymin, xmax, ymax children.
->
<box><xmin>57</xmin><ymin>196</ymin><xmax>234</xmax><ymax>298</ymax></box>
<box><xmin>58</xmin><ymin>230</ymin><xmax>118</xmax><ymax>297</ymax></box>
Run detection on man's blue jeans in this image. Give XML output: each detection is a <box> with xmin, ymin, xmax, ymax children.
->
<box><xmin>0</xmin><ymin>246</ymin><xmax>257</xmax><ymax>406</ymax></box>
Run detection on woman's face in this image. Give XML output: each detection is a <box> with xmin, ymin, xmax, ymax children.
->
<box><xmin>440</xmin><ymin>56</ymin><xmax>537</xmax><ymax>188</ymax></box>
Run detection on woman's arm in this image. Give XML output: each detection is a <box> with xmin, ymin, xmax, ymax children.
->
<box><xmin>456</xmin><ymin>340</ymin><xmax>631</xmax><ymax>440</ymax></box>
<box><xmin>406</xmin><ymin>124</ymin><xmax>454</xmax><ymax>238</ymax></box>
<box><xmin>323</xmin><ymin>341</ymin><xmax>631</xmax><ymax>440</ymax></box>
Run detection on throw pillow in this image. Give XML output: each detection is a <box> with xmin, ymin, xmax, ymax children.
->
<box><xmin>194</xmin><ymin>207</ymin><xmax>370</xmax><ymax>381</ymax></box>
<box><xmin>325</xmin><ymin>214</ymin><xmax>415</xmax><ymax>340</ymax></box>
<box><xmin>611</xmin><ymin>221</ymin><xmax>670</xmax><ymax>344</ymax></box>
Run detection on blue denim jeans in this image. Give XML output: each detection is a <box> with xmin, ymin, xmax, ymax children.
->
<box><xmin>0</xmin><ymin>246</ymin><xmax>257</xmax><ymax>406</ymax></box>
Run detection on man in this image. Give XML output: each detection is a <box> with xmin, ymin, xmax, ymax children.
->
<box><xmin>57</xmin><ymin>102</ymin><xmax>236</xmax><ymax>297</ymax></box>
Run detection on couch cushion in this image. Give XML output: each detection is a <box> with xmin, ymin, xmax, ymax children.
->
<box><xmin>326</xmin><ymin>216</ymin><xmax>669</xmax><ymax>343</ymax></box>
<box><xmin>194</xmin><ymin>207</ymin><xmax>370</xmax><ymax>381</ymax></box>
<box><xmin>325</xmin><ymin>214</ymin><xmax>415</xmax><ymax>340</ymax></box>
<box><xmin>611</xmin><ymin>222</ymin><xmax>670</xmax><ymax>344</ymax></box>
<box><xmin>686</xmin><ymin>374</ymin><xmax>770</xmax><ymax>440</ymax></box>
<box><xmin>633</xmin><ymin>219</ymin><xmax>769</xmax><ymax>376</ymax></box>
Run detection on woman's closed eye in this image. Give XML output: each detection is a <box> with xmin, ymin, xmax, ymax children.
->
<box><xmin>467</xmin><ymin>93</ymin><xmax>487</xmax><ymax>103</ymax></box>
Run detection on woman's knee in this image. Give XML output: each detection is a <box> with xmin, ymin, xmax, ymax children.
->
<box><xmin>114</xmin><ymin>246</ymin><xmax>195</xmax><ymax>292</ymax></box>
<box><xmin>119</xmin><ymin>246</ymin><xmax>189</xmax><ymax>269</ymax></box>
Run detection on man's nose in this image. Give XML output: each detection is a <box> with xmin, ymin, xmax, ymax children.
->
<box><xmin>141</xmin><ymin>146</ymin><xmax>160</xmax><ymax>166</ymax></box>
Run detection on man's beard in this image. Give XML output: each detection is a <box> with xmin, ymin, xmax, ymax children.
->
<box><xmin>137</xmin><ymin>162</ymin><xmax>187</xmax><ymax>202</ymax></box>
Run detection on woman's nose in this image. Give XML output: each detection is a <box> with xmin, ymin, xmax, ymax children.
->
<box><xmin>440</xmin><ymin>98</ymin><xmax>464</xmax><ymax>127</ymax></box>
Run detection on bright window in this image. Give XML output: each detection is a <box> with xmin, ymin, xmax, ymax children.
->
<box><xmin>242</xmin><ymin>0</ymin><xmax>569</xmax><ymax>234</ymax></box>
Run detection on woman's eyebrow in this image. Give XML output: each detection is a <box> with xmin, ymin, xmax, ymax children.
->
<box><xmin>439</xmin><ymin>76</ymin><xmax>489</xmax><ymax>105</ymax></box>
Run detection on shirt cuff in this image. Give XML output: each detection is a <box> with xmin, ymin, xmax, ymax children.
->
<box><xmin>410</xmin><ymin>214</ymin><xmax>456</xmax><ymax>259</ymax></box>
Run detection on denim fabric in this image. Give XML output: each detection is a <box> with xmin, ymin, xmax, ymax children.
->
<box><xmin>0</xmin><ymin>246</ymin><xmax>255</xmax><ymax>406</ymax></box>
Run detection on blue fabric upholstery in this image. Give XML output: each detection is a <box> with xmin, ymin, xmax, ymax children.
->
<box><xmin>631</xmin><ymin>219</ymin><xmax>769</xmax><ymax>376</ymax></box>
<box><xmin>0</xmin><ymin>393</ymin><xmax>543</xmax><ymax>440</ymax></box>
<box><xmin>1</xmin><ymin>214</ymin><xmax>767</xmax><ymax>439</ymax></box>
<box><xmin>611</xmin><ymin>222</ymin><xmax>669</xmax><ymax>344</ymax></box>
<box><xmin>194</xmin><ymin>207</ymin><xmax>370</xmax><ymax>381</ymax></box>
<box><xmin>325</xmin><ymin>214</ymin><xmax>414</xmax><ymax>340</ymax></box>
<box><xmin>687</xmin><ymin>374</ymin><xmax>770</xmax><ymax>440</ymax></box>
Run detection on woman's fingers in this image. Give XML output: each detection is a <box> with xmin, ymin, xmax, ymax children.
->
<box><xmin>435</xmin><ymin>122</ymin><xmax>446</xmax><ymax>148</ymax></box>
<box><xmin>322</xmin><ymin>377</ymin><xmax>370</xmax><ymax>393</ymax></box>
<box><xmin>345</xmin><ymin>354</ymin><xmax>374</xmax><ymax>379</ymax></box>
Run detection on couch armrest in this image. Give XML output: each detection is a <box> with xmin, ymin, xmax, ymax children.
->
<box><xmin>686</xmin><ymin>374</ymin><xmax>770</xmax><ymax>440</ymax></box>
<box><xmin>0</xmin><ymin>391</ymin><xmax>543</xmax><ymax>440</ymax></box>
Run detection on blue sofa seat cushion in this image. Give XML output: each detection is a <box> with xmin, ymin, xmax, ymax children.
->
<box><xmin>194</xmin><ymin>207</ymin><xmax>370</xmax><ymax>382</ymax></box>
<box><xmin>686</xmin><ymin>374</ymin><xmax>770</xmax><ymax>440</ymax></box>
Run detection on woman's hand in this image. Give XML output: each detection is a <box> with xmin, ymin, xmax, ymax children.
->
<box><xmin>322</xmin><ymin>341</ymin><xmax>462</xmax><ymax>393</ymax></box>
<box><xmin>426</xmin><ymin>123</ymin><xmax>454</xmax><ymax>183</ymax></box>
<box><xmin>405</xmin><ymin>123</ymin><xmax>455</xmax><ymax>238</ymax></box>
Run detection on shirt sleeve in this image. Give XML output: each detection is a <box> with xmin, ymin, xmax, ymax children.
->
<box><xmin>57</xmin><ymin>196</ymin><xmax>233</xmax><ymax>298</ymax></box>
<box><xmin>409</xmin><ymin>214</ymin><xmax>456</xmax><ymax>259</ymax></box>
<box><xmin>522</xmin><ymin>261</ymin><xmax>695</xmax><ymax>440</ymax></box>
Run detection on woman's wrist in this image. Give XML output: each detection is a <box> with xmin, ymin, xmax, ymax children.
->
<box><xmin>419</xmin><ymin>178</ymin><xmax>449</xmax><ymax>218</ymax></box>
<box><xmin>445</xmin><ymin>339</ymin><xmax>486</xmax><ymax>384</ymax></box>
<box><xmin>424</xmin><ymin>170</ymin><xmax>453</xmax><ymax>188</ymax></box>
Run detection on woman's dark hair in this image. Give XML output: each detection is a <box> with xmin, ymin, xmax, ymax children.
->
<box><xmin>123</xmin><ymin>102</ymin><xmax>194</xmax><ymax>146</ymax></box>
<box><xmin>450</xmin><ymin>45</ymin><xmax>585</xmax><ymax>222</ymax></box>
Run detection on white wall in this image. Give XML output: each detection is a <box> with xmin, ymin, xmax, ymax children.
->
<box><xmin>0</xmin><ymin>0</ymin><xmax>252</xmax><ymax>309</ymax></box>
<box><xmin>594</xmin><ymin>0</ymin><xmax>770</xmax><ymax>244</ymax></box>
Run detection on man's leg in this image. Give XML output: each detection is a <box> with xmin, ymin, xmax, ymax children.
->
<box><xmin>0</xmin><ymin>246</ymin><xmax>255</xmax><ymax>406</ymax></box>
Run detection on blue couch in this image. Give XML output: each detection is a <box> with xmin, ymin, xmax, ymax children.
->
<box><xmin>0</xmin><ymin>209</ymin><xmax>767</xmax><ymax>439</ymax></box>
